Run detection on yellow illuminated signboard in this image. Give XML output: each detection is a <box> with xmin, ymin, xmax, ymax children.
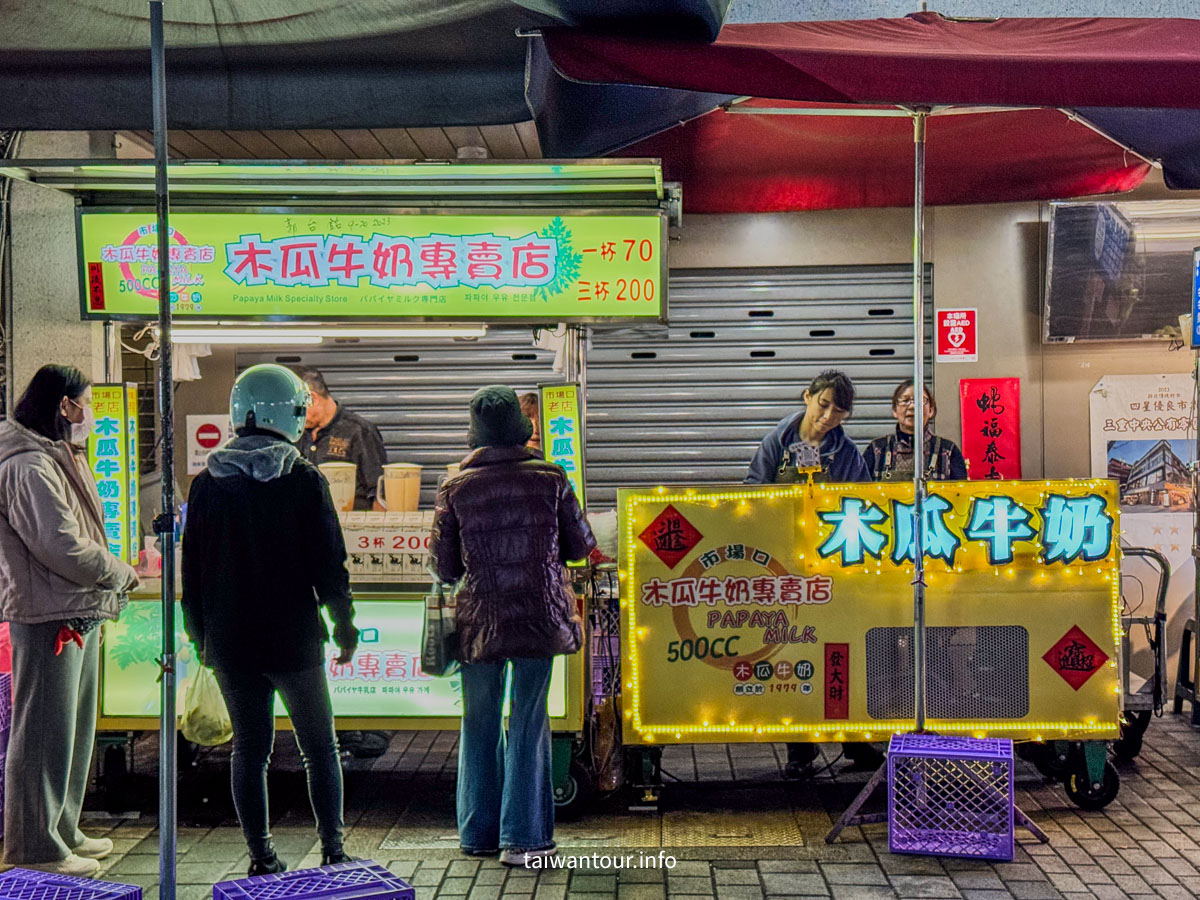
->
<box><xmin>86</xmin><ymin>384</ymin><xmax>139</xmax><ymax>565</ymax></box>
<box><xmin>78</xmin><ymin>211</ymin><xmax>666</xmax><ymax>322</ymax></box>
<box><xmin>619</xmin><ymin>480</ymin><xmax>1121</xmax><ymax>744</ymax></box>
<box><xmin>540</xmin><ymin>382</ymin><xmax>585</xmax><ymax>510</ymax></box>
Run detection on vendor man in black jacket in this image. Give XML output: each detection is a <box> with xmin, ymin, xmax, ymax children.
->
<box><xmin>294</xmin><ymin>367</ymin><xmax>388</xmax><ymax>510</ymax></box>
<box><xmin>293</xmin><ymin>366</ymin><xmax>391</xmax><ymax>758</ymax></box>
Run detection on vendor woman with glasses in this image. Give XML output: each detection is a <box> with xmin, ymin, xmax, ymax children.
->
<box><xmin>862</xmin><ymin>379</ymin><xmax>967</xmax><ymax>482</ymax></box>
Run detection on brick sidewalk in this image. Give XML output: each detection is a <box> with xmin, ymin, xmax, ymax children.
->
<box><xmin>66</xmin><ymin>712</ymin><xmax>1200</xmax><ymax>900</ymax></box>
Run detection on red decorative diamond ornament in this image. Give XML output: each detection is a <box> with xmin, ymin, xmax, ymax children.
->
<box><xmin>1042</xmin><ymin>625</ymin><xmax>1109</xmax><ymax>691</ymax></box>
<box><xmin>638</xmin><ymin>504</ymin><xmax>703</xmax><ymax>569</ymax></box>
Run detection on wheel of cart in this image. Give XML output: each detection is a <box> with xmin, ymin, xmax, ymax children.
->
<box><xmin>1017</xmin><ymin>739</ymin><xmax>1119</xmax><ymax>810</ymax></box>
<box><xmin>1114</xmin><ymin>546</ymin><xmax>1169</xmax><ymax>761</ymax></box>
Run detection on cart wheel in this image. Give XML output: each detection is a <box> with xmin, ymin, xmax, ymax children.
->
<box><xmin>1065</xmin><ymin>760</ymin><xmax>1120</xmax><ymax>810</ymax></box>
<box><xmin>1112</xmin><ymin>711</ymin><xmax>1151</xmax><ymax>761</ymax></box>
<box><xmin>553</xmin><ymin>760</ymin><xmax>593</xmax><ymax>821</ymax></box>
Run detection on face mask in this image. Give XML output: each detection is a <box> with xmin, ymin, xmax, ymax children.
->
<box><xmin>69</xmin><ymin>406</ymin><xmax>95</xmax><ymax>444</ymax></box>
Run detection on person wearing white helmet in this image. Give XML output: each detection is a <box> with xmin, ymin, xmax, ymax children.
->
<box><xmin>182</xmin><ymin>364</ymin><xmax>358</xmax><ymax>875</ymax></box>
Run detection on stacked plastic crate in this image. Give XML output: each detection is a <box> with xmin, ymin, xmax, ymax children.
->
<box><xmin>0</xmin><ymin>868</ymin><xmax>141</xmax><ymax>900</ymax></box>
<box><xmin>215</xmin><ymin>861</ymin><xmax>414</xmax><ymax>900</ymax></box>
<box><xmin>0</xmin><ymin>672</ymin><xmax>11</xmax><ymax>839</ymax></box>
<box><xmin>589</xmin><ymin>566</ymin><xmax>620</xmax><ymax>703</ymax></box>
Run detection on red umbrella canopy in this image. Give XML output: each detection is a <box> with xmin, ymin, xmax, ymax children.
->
<box><xmin>620</xmin><ymin>99</ymin><xmax>1151</xmax><ymax>212</ymax></box>
<box><xmin>544</xmin><ymin>14</ymin><xmax>1200</xmax><ymax>110</ymax></box>
<box><xmin>542</xmin><ymin>13</ymin><xmax>1200</xmax><ymax>210</ymax></box>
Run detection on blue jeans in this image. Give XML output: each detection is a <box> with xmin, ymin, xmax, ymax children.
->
<box><xmin>214</xmin><ymin>665</ymin><xmax>344</xmax><ymax>858</ymax></box>
<box><xmin>457</xmin><ymin>657</ymin><xmax>554</xmax><ymax>853</ymax></box>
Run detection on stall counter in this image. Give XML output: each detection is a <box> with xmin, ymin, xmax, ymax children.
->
<box><xmin>101</xmin><ymin>580</ymin><xmax>584</xmax><ymax>733</ymax></box>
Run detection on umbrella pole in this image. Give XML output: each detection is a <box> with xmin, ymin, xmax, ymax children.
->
<box><xmin>911</xmin><ymin>109</ymin><xmax>928</xmax><ymax>734</ymax></box>
<box><xmin>826</xmin><ymin>106</ymin><xmax>931</xmax><ymax>844</ymax></box>
<box><xmin>149</xmin><ymin>3</ymin><xmax>178</xmax><ymax>898</ymax></box>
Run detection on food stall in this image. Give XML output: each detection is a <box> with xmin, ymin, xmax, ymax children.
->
<box><xmin>0</xmin><ymin>158</ymin><xmax>674</xmax><ymax>814</ymax></box>
<box><xmin>619</xmin><ymin>478</ymin><xmax>1124</xmax><ymax>809</ymax></box>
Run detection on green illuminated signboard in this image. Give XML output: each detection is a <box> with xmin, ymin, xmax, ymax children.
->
<box><xmin>540</xmin><ymin>382</ymin><xmax>585</xmax><ymax>511</ymax></box>
<box><xmin>78</xmin><ymin>211</ymin><xmax>666</xmax><ymax>322</ymax></box>
<box><xmin>101</xmin><ymin>599</ymin><xmax>567</xmax><ymax>719</ymax></box>
<box><xmin>86</xmin><ymin>384</ymin><xmax>139</xmax><ymax>565</ymax></box>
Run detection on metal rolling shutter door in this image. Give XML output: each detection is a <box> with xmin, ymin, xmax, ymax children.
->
<box><xmin>236</xmin><ymin>333</ymin><xmax>565</xmax><ymax>507</ymax></box>
<box><xmin>585</xmin><ymin>264</ymin><xmax>933</xmax><ymax>507</ymax></box>
<box><xmin>237</xmin><ymin>264</ymin><xmax>930</xmax><ymax>510</ymax></box>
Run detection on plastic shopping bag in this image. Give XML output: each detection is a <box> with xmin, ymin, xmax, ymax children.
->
<box><xmin>180</xmin><ymin>666</ymin><xmax>233</xmax><ymax>746</ymax></box>
<box><xmin>421</xmin><ymin>580</ymin><xmax>460</xmax><ymax>678</ymax></box>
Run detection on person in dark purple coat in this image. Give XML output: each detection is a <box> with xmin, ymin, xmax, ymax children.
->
<box><xmin>431</xmin><ymin>385</ymin><xmax>595</xmax><ymax>868</ymax></box>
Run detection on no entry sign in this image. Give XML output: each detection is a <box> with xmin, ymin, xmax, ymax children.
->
<box><xmin>195</xmin><ymin>423</ymin><xmax>222</xmax><ymax>449</ymax></box>
<box><xmin>937</xmin><ymin>308</ymin><xmax>977</xmax><ymax>363</ymax></box>
<box><xmin>186</xmin><ymin>414</ymin><xmax>233</xmax><ymax>474</ymax></box>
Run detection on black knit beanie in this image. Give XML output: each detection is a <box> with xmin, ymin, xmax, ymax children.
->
<box><xmin>467</xmin><ymin>384</ymin><xmax>534</xmax><ymax>449</ymax></box>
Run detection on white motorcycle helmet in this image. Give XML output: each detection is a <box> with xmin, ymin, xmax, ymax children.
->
<box><xmin>229</xmin><ymin>364</ymin><xmax>309</xmax><ymax>442</ymax></box>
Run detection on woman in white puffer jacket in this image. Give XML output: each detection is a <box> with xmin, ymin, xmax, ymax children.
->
<box><xmin>0</xmin><ymin>365</ymin><xmax>138</xmax><ymax>876</ymax></box>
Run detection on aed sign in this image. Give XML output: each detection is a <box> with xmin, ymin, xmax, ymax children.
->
<box><xmin>86</xmin><ymin>384</ymin><xmax>139</xmax><ymax>565</ymax></box>
<box><xmin>78</xmin><ymin>210</ymin><xmax>666</xmax><ymax>323</ymax></box>
<box><xmin>186</xmin><ymin>414</ymin><xmax>234</xmax><ymax>475</ymax></box>
<box><xmin>619</xmin><ymin>479</ymin><xmax>1121</xmax><ymax>745</ymax></box>
<box><xmin>936</xmin><ymin>307</ymin><xmax>977</xmax><ymax>362</ymax></box>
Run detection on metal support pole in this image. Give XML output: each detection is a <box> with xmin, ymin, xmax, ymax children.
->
<box><xmin>567</xmin><ymin>324</ymin><xmax>588</xmax><ymax>506</ymax></box>
<box><xmin>149</xmin><ymin>4</ymin><xmax>177</xmax><ymax>898</ymax></box>
<box><xmin>1193</xmin><ymin>350</ymin><xmax>1200</xmax><ymax>722</ymax></box>
<box><xmin>104</xmin><ymin>321</ymin><xmax>119</xmax><ymax>382</ymax></box>
<box><xmin>912</xmin><ymin>109</ymin><xmax>929</xmax><ymax>734</ymax></box>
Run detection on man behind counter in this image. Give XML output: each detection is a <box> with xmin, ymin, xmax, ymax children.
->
<box><xmin>294</xmin><ymin>366</ymin><xmax>390</xmax><ymax>759</ymax></box>
<box><xmin>294</xmin><ymin>367</ymin><xmax>388</xmax><ymax>511</ymax></box>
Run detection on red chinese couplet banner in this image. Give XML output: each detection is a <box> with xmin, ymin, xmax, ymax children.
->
<box><xmin>960</xmin><ymin>377</ymin><xmax>1021</xmax><ymax>479</ymax></box>
<box><xmin>824</xmin><ymin>643</ymin><xmax>849</xmax><ymax>720</ymax></box>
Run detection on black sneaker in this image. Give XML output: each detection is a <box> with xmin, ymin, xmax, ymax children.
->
<box><xmin>321</xmin><ymin>851</ymin><xmax>357</xmax><ymax>867</ymax></box>
<box><xmin>783</xmin><ymin>742</ymin><xmax>819</xmax><ymax>778</ymax></box>
<box><xmin>842</xmin><ymin>742</ymin><xmax>886</xmax><ymax>770</ymax></box>
<box><xmin>248</xmin><ymin>852</ymin><xmax>287</xmax><ymax>877</ymax></box>
<box><xmin>350</xmin><ymin>731</ymin><xmax>390</xmax><ymax>759</ymax></box>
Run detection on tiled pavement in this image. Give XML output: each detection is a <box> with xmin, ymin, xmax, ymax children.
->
<box><xmin>51</xmin><ymin>712</ymin><xmax>1200</xmax><ymax>899</ymax></box>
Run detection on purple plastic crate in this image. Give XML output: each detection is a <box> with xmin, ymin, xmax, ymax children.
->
<box><xmin>0</xmin><ymin>869</ymin><xmax>141</xmax><ymax>900</ymax></box>
<box><xmin>214</xmin><ymin>861</ymin><xmax>413</xmax><ymax>900</ymax></box>
<box><xmin>887</xmin><ymin>735</ymin><xmax>1015</xmax><ymax>861</ymax></box>
<box><xmin>0</xmin><ymin>749</ymin><xmax>5</xmax><ymax>840</ymax></box>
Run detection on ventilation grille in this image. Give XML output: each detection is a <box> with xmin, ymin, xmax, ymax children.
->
<box><xmin>865</xmin><ymin>626</ymin><xmax>1029</xmax><ymax>720</ymax></box>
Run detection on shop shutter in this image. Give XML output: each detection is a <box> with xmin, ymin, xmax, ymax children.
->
<box><xmin>236</xmin><ymin>334</ymin><xmax>566</xmax><ymax>507</ymax></box>
<box><xmin>237</xmin><ymin>263</ymin><xmax>931</xmax><ymax>509</ymax></box>
<box><xmin>584</xmin><ymin>264</ymin><xmax>933</xmax><ymax>507</ymax></box>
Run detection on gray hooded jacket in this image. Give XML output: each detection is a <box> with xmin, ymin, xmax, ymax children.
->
<box><xmin>182</xmin><ymin>433</ymin><xmax>354</xmax><ymax>673</ymax></box>
<box><xmin>0</xmin><ymin>420</ymin><xmax>137</xmax><ymax>625</ymax></box>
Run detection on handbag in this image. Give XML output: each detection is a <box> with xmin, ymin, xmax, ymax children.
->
<box><xmin>421</xmin><ymin>579</ymin><xmax>460</xmax><ymax>677</ymax></box>
<box><xmin>180</xmin><ymin>666</ymin><xmax>233</xmax><ymax>746</ymax></box>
